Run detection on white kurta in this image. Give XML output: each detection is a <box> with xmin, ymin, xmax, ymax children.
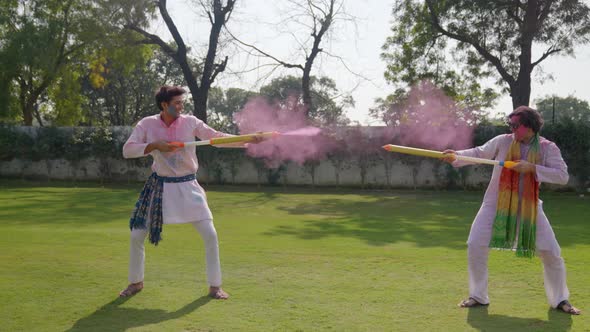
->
<box><xmin>453</xmin><ymin>133</ymin><xmax>571</xmax><ymax>307</ymax></box>
<box><xmin>123</xmin><ymin>114</ymin><xmax>231</xmax><ymax>224</ymax></box>
<box><xmin>453</xmin><ymin>133</ymin><xmax>569</xmax><ymax>253</ymax></box>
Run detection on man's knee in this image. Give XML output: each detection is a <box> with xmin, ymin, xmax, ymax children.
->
<box><xmin>468</xmin><ymin>245</ymin><xmax>489</xmax><ymax>259</ymax></box>
<box><xmin>130</xmin><ymin>229</ymin><xmax>148</xmax><ymax>243</ymax></box>
<box><xmin>195</xmin><ymin>220</ymin><xmax>219</xmax><ymax>244</ymax></box>
<box><xmin>537</xmin><ymin>250</ymin><xmax>564</xmax><ymax>266</ymax></box>
<box><xmin>202</xmin><ymin>228</ymin><xmax>218</xmax><ymax>245</ymax></box>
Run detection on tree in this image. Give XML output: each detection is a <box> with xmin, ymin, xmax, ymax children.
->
<box><xmin>370</xmin><ymin>81</ymin><xmax>484</xmax><ymax>127</ymax></box>
<box><xmin>231</xmin><ymin>0</ymin><xmax>349</xmax><ymax>116</ymax></box>
<box><xmin>0</xmin><ymin>0</ymin><xmax>103</xmax><ymax>125</ymax></box>
<box><xmin>534</xmin><ymin>95</ymin><xmax>590</xmax><ymax>124</ymax></box>
<box><xmin>80</xmin><ymin>46</ymin><xmax>183</xmax><ymax>126</ymax></box>
<box><xmin>369</xmin><ymin>81</ymin><xmax>476</xmax><ymax>151</ymax></box>
<box><xmin>382</xmin><ymin>0</ymin><xmax>590</xmax><ymax>109</ymax></box>
<box><xmin>115</xmin><ymin>0</ymin><xmax>236</xmax><ymax>123</ymax></box>
<box><xmin>45</xmin><ymin>64</ymin><xmax>87</xmax><ymax>126</ymax></box>
<box><xmin>207</xmin><ymin>87</ymin><xmax>257</xmax><ymax>133</ymax></box>
<box><xmin>259</xmin><ymin>75</ymin><xmax>351</xmax><ymax>126</ymax></box>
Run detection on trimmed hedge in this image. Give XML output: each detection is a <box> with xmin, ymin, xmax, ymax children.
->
<box><xmin>1</xmin><ymin>123</ymin><xmax>588</xmax><ymax>190</ymax></box>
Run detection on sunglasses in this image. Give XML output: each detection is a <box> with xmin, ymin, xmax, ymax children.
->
<box><xmin>507</xmin><ymin>122</ymin><xmax>521</xmax><ymax>130</ymax></box>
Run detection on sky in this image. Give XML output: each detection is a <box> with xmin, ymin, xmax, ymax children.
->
<box><xmin>154</xmin><ymin>0</ymin><xmax>590</xmax><ymax>125</ymax></box>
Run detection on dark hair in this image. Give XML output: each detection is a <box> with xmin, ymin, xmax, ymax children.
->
<box><xmin>155</xmin><ymin>86</ymin><xmax>187</xmax><ymax>110</ymax></box>
<box><xmin>508</xmin><ymin>106</ymin><xmax>544</xmax><ymax>133</ymax></box>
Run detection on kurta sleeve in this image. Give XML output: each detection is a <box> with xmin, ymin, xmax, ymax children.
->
<box><xmin>452</xmin><ymin>135</ymin><xmax>504</xmax><ymax>167</ymax></box>
<box><xmin>192</xmin><ymin>117</ymin><xmax>232</xmax><ymax>140</ymax></box>
<box><xmin>536</xmin><ymin>142</ymin><xmax>569</xmax><ymax>185</ymax></box>
<box><xmin>191</xmin><ymin>116</ymin><xmax>249</xmax><ymax>148</ymax></box>
<box><xmin>123</xmin><ymin>123</ymin><xmax>150</xmax><ymax>159</ymax></box>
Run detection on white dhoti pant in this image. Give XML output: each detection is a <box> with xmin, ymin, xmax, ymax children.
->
<box><xmin>467</xmin><ymin>206</ymin><xmax>570</xmax><ymax>308</ymax></box>
<box><xmin>127</xmin><ymin>219</ymin><xmax>222</xmax><ymax>287</ymax></box>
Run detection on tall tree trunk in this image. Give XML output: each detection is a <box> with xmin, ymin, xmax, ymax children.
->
<box><xmin>194</xmin><ymin>87</ymin><xmax>209</xmax><ymax>122</ymax></box>
<box><xmin>23</xmin><ymin>94</ymin><xmax>44</xmax><ymax>126</ymax></box>
<box><xmin>511</xmin><ymin>0</ymin><xmax>538</xmax><ymax>109</ymax></box>
<box><xmin>22</xmin><ymin>104</ymin><xmax>34</xmax><ymax>126</ymax></box>
<box><xmin>175</xmin><ymin>54</ymin><xmax>203</xmax><ymax>121</ymax></box>
<box><xmin>301</xmin><ymin>63</ymin><xmax>313</xmax><ymax>113</ymax></box>
<box><xmin>510</xmin><ymin>77</ymin><xmax>531</xmax><ymax>109</ymax></box>
<box><xmin>127</xmin><ymin>0</ymin><xmax>234</xmax><ymax>124</ymax></box>
<box><xmin>19</xmin><ymin>82</ymin><xmax>34</xmax><ymax>126</ymax></box>
<box><xmin>300</xmin><ymin>0</ymin><xmax>335</xmax><ymax>115</ymax></box>
<box><xmin>197</xmin><ymin>0</ymin><xmax>226</xmax><ymax>122</ymax></box>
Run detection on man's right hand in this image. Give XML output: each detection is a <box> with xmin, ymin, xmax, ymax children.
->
<box><xmin>441</xmin><ymin>150</ymin><xmax>457</xmax><ymax>163</ymax></box>
<box><xmin>145</xmin><ymin>140</ymin><xmax>181</xmax><ymax>154</ymax></box>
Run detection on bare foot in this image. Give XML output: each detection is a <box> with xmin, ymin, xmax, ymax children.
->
<box><xmin>208</xmin><ymin>286</ymin><xmax>229</xmax><ymax>300</ymax></box>
<box><xmin>119</xmin><ymin>281</ymin><xmax>143</xmax><ymax>297</ymax></box>
<box><xmin>557</xmin><ymin>300</ymin><xmax>581</xmax><ymax>315</ymax></box>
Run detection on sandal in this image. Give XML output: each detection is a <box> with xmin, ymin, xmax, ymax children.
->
<box><xmin>208</xmin><ymin>286</ymin><xmax>229</xmax><ymax>300</ymax></box>
<box><xmin>119</xmin><ymin>281</ymin><xmax>143</xmax><ymax>297</ymax></box>
<box><xmin>458</xmin><ymin>297</ymin><xmax>489</xmax><ymax>308</ymax></box>
<box><xmin>557</xmin><ymin>300</ymin><xmax>581</xmax><ymax>315</ymax></box>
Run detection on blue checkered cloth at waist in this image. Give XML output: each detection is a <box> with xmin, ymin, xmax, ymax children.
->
<box><xmin>129</xmin><ymin>172</ymin><xmax>196</xmax><ymax>245</ymax></box>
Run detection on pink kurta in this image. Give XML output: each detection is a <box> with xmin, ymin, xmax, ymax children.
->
<box><xmin>453</xmin><ymin>134</ymin><xmax>569</xmax><ymax>254</ymax></box>
<box><xmin>123</xmin><ymin>114</ymin><xmax>231</xmax><ymax>224</ymax></box>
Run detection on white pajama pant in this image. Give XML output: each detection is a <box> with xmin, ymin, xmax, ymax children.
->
<box><xmin>467</xmin><ymin>199</ymin><xmax>571</xmax><ymax>308</ymax></box>
<box><xmin>468</xmin><ymin>245</ymin><xmax>570</xmax><ymax>308</ymax></box>
<box><xmin>127</xmin><ymin>219</ymin><xmax>222</xmax><ymax>287</ymax></box>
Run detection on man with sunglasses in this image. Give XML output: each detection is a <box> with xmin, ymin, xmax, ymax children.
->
<box><xmin>442</xmin><ymin>106</ymin><xmax>581</xmax><ymax>315</ymax></box>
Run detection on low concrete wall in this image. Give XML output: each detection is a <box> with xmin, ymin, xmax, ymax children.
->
<box><xmin>1</xmin><ymin>125</ymin><xmax>581</xmax><ymax>190</ymax></box>
<box><xmin>0</xmin><ymin>155</ymin><xmax>578</xmax><ymax>190</ymax></box>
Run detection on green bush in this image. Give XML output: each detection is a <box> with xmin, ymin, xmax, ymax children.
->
<box><xmin>0</xmin><ymin>124</ymin><xmax>588</xmax><ymax>191</ymax></box>
<box><xmin>473</xmin><ymin>125</ymin><xmax>508</xmax><ymax>146</ymax></box>
<box><xmin>64</xmin><ymin>127</ymin><xmax>94</xmax><ymax>162</ymax></box>
<box><xmin>543</xmin><ymin>121</ymin><xmax>590</xmax><ymax>191</ymax></box>
<box><xmin>0</xmin><ymin>125</ymin><xmax>34</xmax><ymax>161</ymax></box>
<box><xmin>33</xmin><ymin>127</ymin><xmax>71</xmax><ymax>162</ymax></box>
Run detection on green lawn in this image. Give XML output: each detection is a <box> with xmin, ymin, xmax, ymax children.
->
<box><xmin>0</xmin><ymin>179</ymin><xmax>588</xmax><ymax>331</ymax></box>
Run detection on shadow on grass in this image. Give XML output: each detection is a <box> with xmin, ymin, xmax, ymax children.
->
<box><xmin>1</xmin><ymin>179</ymin><xmax>587</xmax><ymax>248</ymax></box>
<box><xmin>0</xmin><ymin>188</ymin><xmax>137</xmax><ymax>225</ymax></box>
<box><xmin>66</xmin><ymin>295</ymin><xmax>210</xmax><ymax>332</ymax></box>
<box><xmin>466</xmin><ymin>306</ymin><xmax>573</xmax><ymax>331</ymax></box>
<box><xmin>211</xmin><ymin>190</ymin><xmax>281</xmax><ymax>210</ymax></box>
<box><xmin>0</xmin><ymin>183</ymin><xmax>282</xmax><ymax>225</ymax></box>
<box><xmin>265</xmin><ymin>192</ymin><xmax>589</xmax><ymax>249</ymax></box>
<box><xmin>266</xmin><ymin>194</ymin><xmax>480</xmax><ymax>249</ymax></box>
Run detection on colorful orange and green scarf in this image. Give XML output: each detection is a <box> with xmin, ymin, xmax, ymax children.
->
<box><xmin>490</xmin><ymin>134</ymin><xmax>541</xmax><ymax>258</ymax></box>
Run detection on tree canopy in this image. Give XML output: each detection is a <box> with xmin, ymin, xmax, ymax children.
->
<box><xmin>382</xmin><ymin>0</ymin><xmax>590</xmax><ymax>109</ymax></box>
<box><xmin>115</xmin><ymin>0</ymin><xmax>236</xmax><ymax>123</ymax></box>
<box><xmin>259</xmin><ymin>75</ymin><xmax>352</xmax><ymax>126</ymax></box>
<box><xmin>535</xmin><ymin>95</ymin><xmax>590</xmax><ymax>124</ymax></box>
<box><xmin>207</xmin><ymin>87</ymin><xmax>258</xmax><ymax>133</ymax></box>
<box><xmin>0</xmin><ymin>0</ymin><xmax>106</xmax><ymax>125</ymax></box>
<box><xmin>2</xmin><ymin>0</ymin><xmax>590</xmax><ymax>127</ymax></box>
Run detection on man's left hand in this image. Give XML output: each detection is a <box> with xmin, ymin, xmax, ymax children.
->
<box><xmin>247</xmin><ymin>133</ymin><xmax>267</xmax><ymax>144</ymax></box>
<box><xmin>511</xmin><ymin>160</ymin><xmax>536</xmax><ymax>173</ymax></box>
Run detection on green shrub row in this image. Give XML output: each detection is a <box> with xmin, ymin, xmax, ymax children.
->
<box><xmin>0</xmin><ymin>126</ymin><xmax>120</xmax><ymax>162</ymax></box>
<box><xmin>1</xmin><ymin>123</ymin><xmax>588</xmax><ymax>190</ymax></box>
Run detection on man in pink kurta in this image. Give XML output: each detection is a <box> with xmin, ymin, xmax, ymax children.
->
<box><xmin>119</xmin><ymin>86</ymin><xmax>233</xmax><ymax>299</ymax></box>
<box><xmin>444</xmin><ymin>106</ymin><xmax>580</xmax><ymax>314</ymax></box>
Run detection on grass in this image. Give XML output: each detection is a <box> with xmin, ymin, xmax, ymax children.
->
<box><xmin>0</xmin><ymin>179</ymin><xmax>588</xmax><ymax>331</ymax></box>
